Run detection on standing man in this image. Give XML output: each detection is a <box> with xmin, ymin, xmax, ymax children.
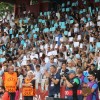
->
<box><xmin>63</xmin><ymin>70</ymin><xmax>83</xmax><ymax>100</ymax></box>
<box><xmin>83</xmin><ymin>71</ymin><xmax>99</xmax><ymax>100</ymax></box>
<box><xmin>45</xmin><ymin>65</ymin><xmax>60</xmax><ymax>97</ymax></box>
<box><xmin>45</xmin><ymin>55</ymin><xmax>57</xmax><ymax>71</ymax></box>
<box><xmin>3</xmin><ymin>66</ymin><xmax>18</xmax><ymax>100</ymax></box>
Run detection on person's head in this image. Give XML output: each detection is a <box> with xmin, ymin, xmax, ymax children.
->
<box><xmin>58</xmin><ymin>52</ymin><xmax>63</xmax><ymax>58</ymax></box>
<box><xmin>8</xmin><ymin>60</ymin><xmax>13</xmax><ymax>65</ymax></box>
<box><xmin>27</xmin><ymin>70</ymin><xmax>35</xmax><ymax>79</ymax></box>
<box><xmin>57</xmin><ymin>30</ymin><xmax>60</xmax><ymax>34</ymax></box>
<box><xmin>68</xmin><ymin>70</ymin><xmax>76</xmax><ymax>79</ymax></box>
<box><xmin>26</xmin><ymin>65</ymin><xmax>31</xmax><ymax>71</ymax></box>
<box><xmin>85</xmin><ymin>66</ymin><xmax>91</xmax><ymax>71</ymax></box>
<box><xmin>67</xmin><ymin>59</ymin><xmax>72</xmax><ymax>67</ymax></box>
<box><xmin>75</xmin><ymin>54</ymin><xmax>81</xmax><ymax>61</ymax></box>
<box><xmin>4</xmin><ymin>32</ymin><xmax>7</xmax><ymax>36</ymax></box>
<box><xmin>50</xmin><ymin>55</ymin><xmax>54</xmax><ymax>63</ymax></box>
<box><xmin>62</xmin><ymin>62</ymin><xmax>66</xmax><ymax>71</ymax></box>
<box><xmin>50</xmin><ymin>65</ymin><xmax>57</xmax><ymax>74</ymax></box>
<box><xmin>76</xmin><ymin>69</ymin><xmax>83</xmax><ymax>78</ymax></box>
<box><xmin>0</xmin><ymin>64</ymin><xmax>2</xmax><ymax>70</ymax></box>
<box><xmin>88</xmin><ymin>71</ymin><xmax>96</xmax><ymax>81</ymax></box>
<box><xmin>33</xmin><ymin>58</ymin><xmax>37</xmax><ymax>64</ymax></box>
<box><xmin>8</xmin><ymin>66</ymin><xmax>14</xmax><ymax>74</ymax></box>
<box><xmin>36</xmin><ymin>65</ymin><xmax>40</xmax><ymax>71</ymax></box>
<box><xmin>90</xmin><ymin>64</ymin><xmax>95</xmax><ymax>71</ymax></box>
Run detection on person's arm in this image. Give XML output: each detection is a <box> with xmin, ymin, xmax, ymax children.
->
<box><xmin>51</xmin><ymin>78</ymin><xmax>59</xmax><ymax>85</ymax></box>
<box><xmin>45</xmin><ymin>78</ymin><xmax>49</xmax><ymax>85</ymax></box>
<box><xmin>65</xmin><ymin>79</ymin><xmax>73</xmax><ymax>88</ymax></box>
<box><xmin>22</xmin><ymin>79</ymin><xmax>35</xmax><ymax>87</ymax></box>
<box><xmin>22</xmin><ymin>82</ymin><xmax>32</xmax><ymax>87</ymax></box>
<box><xmin>91</xmin><ymin>84</ymin><xmax>98</xmax><ymax>93</ymax></box>
<box><xmin>52</xmin><ymin>73</ymin><xmax>60</xmax><ymax>85</ymax></box>
<box><xmin>17</xmin><ymin>78</ymin><xmax>20</xmax><ymax>87</ymax></box>
<box><xmin>65</xmin><ymin>78</ymin><xmax>80</xmax><ymax>88</ymax></box>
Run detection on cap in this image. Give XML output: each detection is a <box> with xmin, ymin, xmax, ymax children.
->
<box><xmin>67</xmin><ymin>70</ymin><xmax>76</xmax><ymax>75</ymax></box>
<box><xmin>67</xmin><ymin>58</ymin><xmax>72</xmax><ymax>63</ymax></box>
<box><xmin>75</xmin><ymin>54</ymin><xmax>81</xmax><ymax>59</ymax></box>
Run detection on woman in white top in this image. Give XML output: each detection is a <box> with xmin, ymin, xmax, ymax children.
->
<box><xmin>2</xmin><ymin>32</ymin><xmax>9</xmax><ymax>45</ymax></box>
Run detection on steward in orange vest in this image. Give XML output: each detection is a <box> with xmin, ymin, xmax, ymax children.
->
<box><xmin>22</xmin><ymin>70</ymin><xmax>35</xmax><ymax>100</ymax></box>
<box><xmin>3</xmin><ymin>66</ymin><xmax>18</xmax><ymax>100</ymax></box>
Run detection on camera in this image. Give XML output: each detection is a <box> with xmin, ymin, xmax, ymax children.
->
<box><xmin>60</xmin><ymin>71</ymin><xmax>69</xmax><ymax>80</ymax></box>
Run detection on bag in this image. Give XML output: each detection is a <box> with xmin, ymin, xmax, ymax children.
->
<box><xmin>82</xmin><ymin>87</ymin><xmax>91</xmax><ymax>97</ymax></box>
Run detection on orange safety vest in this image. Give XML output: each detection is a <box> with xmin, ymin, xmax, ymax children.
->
<box><xmin>22</xmin><ymin>78</ymin><xmax>35</xmax><ymax>96</ymax></box>
<box><xmin>4</xmin><ymin>72</ymin><xmax>17</xmax><ymax>93</ymax></box>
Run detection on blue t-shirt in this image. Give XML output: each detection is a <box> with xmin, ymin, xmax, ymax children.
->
<box><xmin>48</xmin><ymin>73</ymin><xmax>60</xmax><ymax>97</ymax></box>
<box><xmin>92</xmin><ymin>84</ymin><xmax>98</xmax><ymax>100</ymax></box>
<box><xmin>83</xmin><ymin>77</ymin><xmax>89</xmax><ymax>83</ymax></box>
<box><xmin>80</xmin><ymin>76</ymin><xmax>89</xmax><ymax>84</ymax></box>
<box><xmin>57</xmin><ymin>34</ymin><xmax>62</xmax><ymax>46</ymax></box>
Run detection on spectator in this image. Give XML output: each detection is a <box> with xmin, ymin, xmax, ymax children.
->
<box><xmin>34</xmin><ymin>65</ymin><xmax>42</xmax><ymax>82</ymax></box>
<box><xmin>45</xmin><ymin>55</ymin><xmax>57</xmax><ymax>71</ymax></box>
<box><xmin>64</xmin><ymin>70</ymin><xmax>83</xmax><ymax>100</ymax></box>
<box><xmin>22</xmin><ymin>70</ymin><xmax>35</xmax><ymax>100</ymax></box>
<box><xmin>83</xmin><ymin>71</ymin><xmax>99</xmax><ymax>100</ymax></box>
<box><xmin>45</xmin><ymin>65</ymin><xmax>60</xmax><ymax>97</ymax></box>
<box><xmin>67</xmin><ymin>58</ymin><xmax>76</xmax><ymax>72</ymax></box>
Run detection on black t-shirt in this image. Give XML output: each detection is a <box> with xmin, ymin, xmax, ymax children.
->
<box><xmin>31</xmin><ymin>79</ymin><xmax>35</xmax><ymax>88</ymax></box>
<box><xmin>48</xmin><ymin>73</ymin><xmax>60</xmax><ymax>96</ymax></box>
<box><xmin>70</xmin><ymin>77</ymin><xmax>80</xmax><ymax>100</ymax></box>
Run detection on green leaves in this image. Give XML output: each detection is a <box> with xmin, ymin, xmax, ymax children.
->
<box><xmin>0</xmin><ymin>2</ymin><xmax>14</xmax><ymax>17</ymax></box>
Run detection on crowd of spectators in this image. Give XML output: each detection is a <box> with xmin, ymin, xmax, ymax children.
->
<box><xmin>0</xmin><ymin>0</ymin><xmax>100</xmax><ymax>100</ymax></box>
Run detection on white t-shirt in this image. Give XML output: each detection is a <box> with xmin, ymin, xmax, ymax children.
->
<box><xmin>34</xmin><ymin>70</ymin><xmax>42</xmax><ymax>82</ymax></box>
<box><xmin>2</xmin><ymin>36</ymin><xmax>9</xmax><ymax>44</ymax></box>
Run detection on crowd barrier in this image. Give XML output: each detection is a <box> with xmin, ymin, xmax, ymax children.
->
<box><xmin>36</xmin><ymin>85</ymin><xmax>65</xmax><ymax>100</ymax></box>
<box><xmin>19</xmin><ymin>85</ymin><xmax>65</xmax><ymax>100</ymax></box>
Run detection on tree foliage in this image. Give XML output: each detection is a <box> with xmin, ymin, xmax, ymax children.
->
<box><xmin>0</xmin><ymin>2</ymin><xmax>14</xmax><ymax>17</ymax></box>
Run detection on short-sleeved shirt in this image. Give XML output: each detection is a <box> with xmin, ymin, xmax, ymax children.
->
<box><xmin>69</xmin><ymin>77</ymin><xmax>83</xmax><ymax>100</ymax></box>
<box><xmin>83</xmin><ymin>77</ymin><xmax>89</xmax><ymax>83</ymax></box>
<box><xmin>80</xmin><ymin>76</ymin><xmax>89</xmax><ymax>84</ymax></box>
<box><xmin>92</xmin><ymin>83</ymin><xmax>98</xmax><ymax>100</ymax></box>
<box><xmin>48</xmin><ymin>73</ymin><xmax>60</xmax><ymax>96</ymax></box>
<box><xmin>31</xmin><ymin>79</ymin><xmax>35</xmax><ymax>88</ymax></box>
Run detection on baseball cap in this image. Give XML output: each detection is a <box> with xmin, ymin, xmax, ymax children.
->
<box><xmin>75</xmin><ymin>54</ymin><xmax>81</xmax><ymax>59</ymax></box>
<box><xmin>67</xmin><ymin>70</ymin><xmax>76</xmax><ymax>75</ymax></box>
<box><xmin>67</xmin><ymin>58</ymin><xmax>72</xmax><ymax>63</ymax></box>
